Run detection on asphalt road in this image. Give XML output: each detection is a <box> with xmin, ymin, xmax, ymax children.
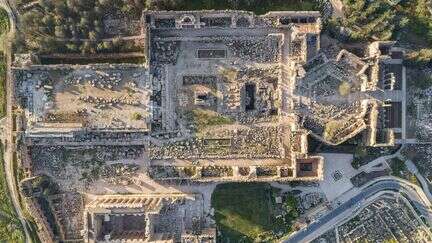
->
<box><xmin>284</xmin><ymin>180</ymin><xmax>432</xmax><ymax>243</ymax></box>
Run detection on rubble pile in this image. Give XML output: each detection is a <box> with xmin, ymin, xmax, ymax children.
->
<box><xmin>295</xmin><ymin>192</ymin><xmax>325</xmax><ymax>214</ymax></box>
<box><xmin>238</xmin><ymin>167</ymin><xmax>250</xmax><ymax>176</ymax></box>
<box><xmin>49</xmin><ymin>193</ymin><xmax>84</xmax><ymax>240</ymax></box>
<box><xmin>30</xmin><ymin>146</ymin><xmax>144</xmax><ymax>178</ymax></box>
<box><xmin>293</xmin><ymin>51</ymin><xmax>374</xmax><ymax>145</ymax></box>
<box><xmin>302</xmin><ymin>116</ymin><xmax>325</xmax><ymax>135</ymax></box>
<box><xmin>100</xmin><ymin>163</ymin><xmax>140</xmax><ymax>185</ymax></box>
<box><xmin>65</xmin><ymin>71</ymin><xmax>123</xmax><ymax>90</ymax></box>
<box><xmin>201</xmin><ymin>165</ymin><xmax>233</xmax><ymax>178</ymax></box>
<box><xmin>217</xmin><ymin>66</ymin><xmax>281</xmax><ymax>123</ymax></box>
<box><xmin>78</xmin><ymin>95</ymin><xmax>141</xmax><ymax>108</ymax></box>
<box><xmin>402</xmin><ymin>145</ymin><xmax>432</xmax><ymax>182</ymax></box>
<box><xmin>44</xmin><ymin>110</ymin><xmax>88</xmax><ymax>123</ymax></box>
<box><xmin>148</xmin><ymin>166</ymin><xmax>182</xmax><ymax>179</ymax></box>
<box><xmin>30</xmin><ymin>146</ymin><xmax>69</xmax><ymax>175</ymax></box>
<box><xmin>256</xmin><ymin>166</ymin><xmax>278</xmax><ymax>177</ymax></box>
<box><xmin>309</xmin><ymin>101</ymin><xmax>364</xmax><ymax>122</ymax></box>
<box><xmin>103</xmin><ymin>14</ymin><xmax>141</xmax><ymax>36</ymax></box>
<box><xmin>227</xmin><ymin>38</ymin><xmax>280</xmax><ymax>62</ymax></box>
<box><xmin>311</xmin><ymin>76</ymin><xmax>342</xmax><ymax>97</ymax></box>
<box><xmin>152</xmin><ymin>41</ymin><xmax>180</xmax><ymax>64</ymax></box>
<box><xmin>183</xmin><ymin>75</ymin><xmax>217</xmax><ymax>86</ymax></box>
<box><xmin>27</xmin><ymin>132</ymin><xmax>150</xmax><ymax>145</ymax></box>
<box><xmin>155</xmin><ymin>18</ymin><xmax>176</xmax><ymax>28</ymax></box>
<box><xmin>149</xmin><ymin>126</ymin><xmax>282</xmax><ymax>159</ymax></box>
<box><xmin>201</xmin><ymin>16</ymin><xmax>231</xmax><ymax>27</ymax></box>
<box><xmin>93</xmin><ymin>146</ymin><xmax>144</xmax><ymax>161</ymax></box>
<box><xmin>237</xmin><ymin>66</ymin><xmax>280</xmax><ymax>81</ymax></box>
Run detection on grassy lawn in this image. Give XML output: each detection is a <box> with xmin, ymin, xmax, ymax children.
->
<box><xmin>0</xmin><ymin>8</ymin><xmax>9</xmax><ymax>53</ymax></box>
<box><xmin>211</xmin><ymin>183</ymin><xmax>297</xmax><ymax>242</ymax></box>
<box><xmin>184</xmin><ymin>108</ymin><xmax>234</xmax><ymax>133</ymax></box>
<box><xmin>175</xmin><ymin>0</ymin><xmax>318</xmax><ymax>14</ymax></box>
<box><xmin>0</xmin><ymin>54</ymin><xmax>5</xmax><ymax>118</ymax></box>
<box><xmin>0</xmin><ymin>7</ymin><xmax>8</xmax><ymax>118</ymax></box>
<box><xmin>39</xmin><ymin>56</ymin><xmax>146</xmax><ymax>65</ymax></box>
<box><xmin>0</xmin><ymin>143</ymin><xmax>25</xmax><ymax>242</ymax></box>
<box><xmin>389</xmin><ymin>158</ymin><xmax>420</xmax><ymax>186</ymax></box>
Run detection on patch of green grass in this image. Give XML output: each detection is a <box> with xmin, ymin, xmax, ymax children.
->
<box><xmin>131</xmin><ymin>112</ymin><xmax>143</xmax><ymax>120</ymax></box>
<box><xmin>389</xmin><ymin>157</ymin><xmax>420</xmax><ymax>185</ymax></box>
<box><xmin>184</xmin><ymin>108</ymin><xmax>234</xmax><ymax>132</ymax></box>
<box><xmin>0</xmin><ymin>54</ymin><xmax>5</xmax><ymax>117</ymax></box>
<box><xmin>338</xmin><ymin>81</ymin><xmax>352</xmax><ymax>96</ymax></box>
<box><xmin>219</xmin><ymin>67</ymin><xmax>238</xmax><ymax>82</ymax></box>
<box><xmin>211</xmin><ymin>183</ymin><xmax>297</xmax><ymax>243</ymax></box>
<box><xmin>323</xmin><ymin>120</ymin><xmax>346</xmax><ymax>142</ymax></box>
<box><xmin>0</xmin><ymin>8</ymin><xmax>7</xmax><ymax>118</ymax></box>
<box><xmin>0</xmin><ymin>143</ymin><xmax>25</xmax><ymax>242</ymax></box>
<box><xmin>39</xmin><ymin>56</ymin><xmax>146</xmax><ymax>65</ymax></box>
<box><xmin>390</xmin><ymin>157</ymin><xmax>406</xmax><ymax>178</ymax></box>
<box><xmin>183</xmin><ymin>167</ymin><xmax>197</xmax><ymax>177</ymax></box>
<box><xmin>0</xmin><ymin>8</ymin><xmax>9</xmax><ymax>53</ymax></box>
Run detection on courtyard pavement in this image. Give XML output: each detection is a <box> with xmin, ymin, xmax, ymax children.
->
<box><xmin>318</xmin><ymin>153</ymin><xmax>357</xmax><ymax>202</ymax></box>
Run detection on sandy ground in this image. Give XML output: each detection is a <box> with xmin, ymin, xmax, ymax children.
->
<box><xmin>26</xmin><ymin>67</ymin><xmax>152</xmax><ymax>129</ymax></box>
<box><xmin>54</xmin><ymin>83</ymin><xmax>150</xmax><ymax>128</ymax></box>
<box><xmin>52</xmin><ymin>69</ymin><xmax>150</xmax><ymax>129</ymax></box>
